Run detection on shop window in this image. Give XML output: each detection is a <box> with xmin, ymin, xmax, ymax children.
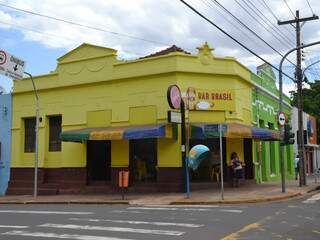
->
<box><xmin>49</xmin><ymin>116</ymin><xmax>62</xmax><ymax>152</ymax></box>
<box><xmin>24</xmin><ymin>117</ymin><xmax>36</xmax><ymax>153</ymax></box>
<box><xmin>130</xmin><ymin>139</ymin><xmax>157</xmax><ymax>182</ymax></box>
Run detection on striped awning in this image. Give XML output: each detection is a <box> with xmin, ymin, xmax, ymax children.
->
<box><xmin>61</xmin><ymin>124</ymin><xmax>177</xmax><ymax>142</ymax></box>
<box><xmin>191</xmin><ymin>123</ymin><xmax>280</xmax><ymax>140</ymax></box>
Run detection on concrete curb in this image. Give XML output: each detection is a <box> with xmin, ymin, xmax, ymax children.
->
<box><xmin>170</xmin><ymin>192</ymin><xmax>302</xmax><ymax>205</ymax></box>
<box><xmin>0</xmin><ymin>200</ymin><xmax>130</xmax><ymax>205</ymax></box>
<box><xmin>0</xmin><ymin>185</ymin><xmax>318</xmax><ymax>205</ymax></box>
<box><xmin>170</xmin><ymin>185</ymin><xmax>320</xmax><ymax>205</ymax></box>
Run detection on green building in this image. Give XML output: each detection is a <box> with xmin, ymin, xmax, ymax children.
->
<box><xmin>251</xmin><ymin>64</ymin><xmax>294</xmax><ymax>183</ymax></box>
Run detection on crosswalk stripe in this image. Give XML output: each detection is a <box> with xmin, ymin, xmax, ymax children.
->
<box><xmin>0</xmin><ymin>225</ymin><xmax>29</xmax><ymax>229</ymax></box>
<box><xmin>0</xmin><ymin>210</ymin><xmax>93</xmax><ymax>215</ymax></box>
<box><xmin>146</xmin><ymin>204</ymin><xmax>219</xmax><ymax>208</ymax></box>
<box><xmin>2</xmin><ymin>231</ymin><xmax>135</xmax><ymax>240</ymax></box>
<box><xmin>127</xmin><ymin>207</ymin><xmax>243</xmax><ymax>213</ymax></box>
<box><xmin>69</xmin><ymin>217</ymin><xmax>204</xmax><ymax>228</ymax></box>
<box><xmin>218</xmin><ymin>209</ymin><xmax>243</xmax><ymax>213</ymax></box>
<box><xmin>111</xmin><ymin>210</ymin><xmax>143</xmax><ymax>214</ymax></box>
<box><xmin>39</xmin><ymin>223</ymin><xmax>185</xmax><ymax>236</ymax></box>
<box><xmin>303</xmin><ymin>193</ymin><xmax>320</xmax><ymax>204</ymax></box>
<box><xmin>127</xmin><ymin>207</ymin><xmax>208</xmax><ymax>211</ymax></box>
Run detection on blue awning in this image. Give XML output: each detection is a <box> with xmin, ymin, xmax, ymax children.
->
<box><xmin>61</xmin><ymin>124</ymin><xmax>177</xmax><ymax>142</ymax></box>
<box><xmin>191</xmin><ymin>123</ymin><xmax>280</xmax><ymax>140</ymax></box>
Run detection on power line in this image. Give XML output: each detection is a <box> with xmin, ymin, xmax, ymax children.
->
<box><xmin>258</xmin><ymin>0</ymin><xmax>296</xmax><ymax>38</ymax></box>
<box><xmin>209</xmin><ymin>0</ymin><xmax>296</xmax><ymax>67</ymax></box>
<box><xmin>306</xmin><ymin>0</ymin><xmax>315</xmax><ymax>15</ymax></box>
<box><xmin>282</xmin><ymin>0</ymin><xmax>296</xmax><ymax>18</ymax></box>
<box><xmin>242</xmin><ymin>0</ymin><xmax>295</xmax><ymax>46</ymax></box>
<box><xmin>201</xmin><ymin>0</ymin><xmax>279</xmax><ymax>64</ymax></box>
<box><xmin>0</xmin><ymin>2</ymin><xmax>172</xmax><ymax>48</ymax></box>
<box><xmin>0</xmin><ymin>20</ymin><xmax>78</xmax><ymax>43</ymax></box>
<box><xmin>0</xmin><ymin>20</ymin><xmax>146</xmax><ymax>57</ymax></box>
<box><xmin>232</xmin><ymin>0</ymin><xmax>293</xmax><ymax>49</ymax></box>
<box><xmin>179</xmin><ymin>0</ymin><xmax>296</xmax><ymax>83</ymax></box>
<box><xmin>201</xmin><ymin>0</ymin><xmax>266</xmax><ymax>49</ymax></box>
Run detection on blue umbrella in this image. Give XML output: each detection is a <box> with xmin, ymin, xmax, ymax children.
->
<box><xmin>188</xmin><ymin>144</ymin><xmax>210</xmax><ymax>171</ymax></box>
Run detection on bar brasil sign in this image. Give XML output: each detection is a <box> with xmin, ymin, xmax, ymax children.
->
<box><xmin>186</xmin><ymin>88</ymin><xmax>235</xmax><ymax>111</ymax></box>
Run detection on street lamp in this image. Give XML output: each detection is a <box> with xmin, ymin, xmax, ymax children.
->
<box><xmin>302</xmin><ymin>59</ymin><xmax>320</xmax><ymax>82</ymax></box>
<box><xmin>279</xmin><ymin>40</ymin><xmax>320</xmax><ymax>192</ymax></box>
<box><xmin>24</xmin><ymin>72</ymin><xmax>40</xmax><ymax>199</ymax></box>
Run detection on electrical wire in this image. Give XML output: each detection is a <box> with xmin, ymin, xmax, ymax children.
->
<box><xmin>282</xmin><ymin>0</ymin><xmax>296</xmax><ymax>18</ymax></box>
<box><xmin>232</xmin><ymin>0</ymin><xmax>293</xmax><ymax>49</ymax></box>
<box><xmin>201</xmin><ymin>0</ymin><xmax>280</xmax><ymax>64</ymax></box>
<box><xmin>179</xmin><ymin>0</ymin><xmax>296</xmax><ymax>83</ymax></box>
<box><xmin>0</xmin><ymin>20</ymin><xmax>146</xmax><ymax>57</ymax></box>
<box><xmin>209</xmin><ymin>0</ymin><xmax>297</xmax><ymax>67</ymax></box>
<box><xmin>305</xmin><ymin>0</ymin><xmax>315</xmax><ymax>15</ymax></box>
<box><xmin>201</xmin><ymin>0</ymin><xmax>267</xmax><ymax>49</ymax></box>
<box><xmin>0</xmin><ymin>2</ymin><xmax>173</xmax><ymax>48</ymax></box>
<box><xmin>241</xmin><ymin>0</ymin><xmax>295</xmax><ymax>46</ymax></box>
<box><xmin>258</xmin><ymin>0</ymin><xmax>296</xmax><ymax>38</ymax></box>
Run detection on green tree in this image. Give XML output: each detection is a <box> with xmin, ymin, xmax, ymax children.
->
<box><xmin>290</xmin><ymin>80</ymin><xmax>320</xmax><ymax>143</ymax></box>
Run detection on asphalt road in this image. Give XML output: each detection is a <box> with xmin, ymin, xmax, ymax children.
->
<box><xmin>0</xmin><ymin>191</ymin><xmax>319</xmax><ymax>240</ymax></box>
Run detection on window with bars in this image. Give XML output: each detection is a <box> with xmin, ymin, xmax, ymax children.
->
<box><xmin>24</xmin><ymin>118</ymin><xmax>36</xmax><ymax>153</ymax></box>
<box><xmin>49</xmin><ymin>116</ymin><xmax>62</xmax><ymax>152</ymax></box>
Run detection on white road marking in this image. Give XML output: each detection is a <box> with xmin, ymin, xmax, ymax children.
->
<box><xmin>146</xmin><ymin>204</ymin><xmax>219</xmax><ymax>208</ymax></box>
<box><xmin>218</xmin><ymin>209</ymin><xmax>243</xmax><ymax>213</ymax></box>
<box><xmin>303</xmin><ymin>193</ymin><xmax>320</xmax><ymax>204</ymax></box>
<box><xmin>39</xmin><ymin>223</ymin><xmax>185</xmax><ymax>236</ymax></box>
<box><xmin>0</xmin><ymin>210</ymin><xmax>93</xmax><ymax>215</ymax></box>
<box><xmin>127</xmin><ymin>207</ymin><xmax>208</xmax><ymax>211</ymax></box>
<box><xmin>0</xmin><ymin>225</ymin><xmax>29</xmax><ymax>229</ymax></box>
<box><xmin>69</xmin><ymin>217</ymin><xmax>204</xmax><ymax>228</ymax></box>
<box><xmin>112</xmin><ymin>210</ymin><xmax>143</xmax><ymax>214</ymax></box>
<box><xmin>127</xmin><ymin>207</ymin><xmax>243</xmax><ymax>213</ymax></box>
<box><xmin>2</xmin><ymin>231</ymin><xmax>135</xmax><ymax>240</ymax></box>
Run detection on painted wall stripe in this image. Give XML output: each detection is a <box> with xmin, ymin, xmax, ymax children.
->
<box><xmin>0</xmin><ymin>210</ymin><xmax>93</xmax><ymax>215</ymax></box>
<box><xmin>2</xmin><ymin>231</ymin><xmax>135</xmax><ymax>240</ymax></box>
<box><xmin>39</xmin><ymin>223</ymin><xmax>185</xmax><ymax>236</ymax></box>
<box><xmin>69</xmin><ymin>217</ymin><xmax>204</xmax><ymax>228</ymax></box>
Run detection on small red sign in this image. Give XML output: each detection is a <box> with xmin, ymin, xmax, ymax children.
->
<box><xmin>278</xmin><ymin>112</ymin><xmax>286</xmax><ymax>126</ymax></box>
<box><xmin>0</xmin><ymin>50</ymin><xmax>7</xmax><ymax>65</ymax></box>
<box><xmin>167</xmin><ymin>85</ymin><xmax>181</xmax><ymax>109</ymax></box>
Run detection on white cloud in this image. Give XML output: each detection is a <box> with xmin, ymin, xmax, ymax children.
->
<box><xmin>0</xmin><ymin>0</ymin><xmax>319</xmax><ymax>76</ymax></box>
<box><xmin>283</xmin><ymin>81</ymin><xmax>296</xmax><ymax>96</ymax></box>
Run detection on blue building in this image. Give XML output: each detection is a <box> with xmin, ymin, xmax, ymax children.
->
<box><xmin>0</xmin><ymin>92</ymin><xmax>12</xmax><ymax>195</ymax></box>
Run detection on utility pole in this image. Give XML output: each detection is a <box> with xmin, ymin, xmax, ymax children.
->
<box><xmin>278</xmin><ymin>11</ymin><xmax>319</xmax><ymax>187</ymax></box>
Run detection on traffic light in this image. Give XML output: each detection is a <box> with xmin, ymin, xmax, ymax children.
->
<box><xmin>282</xmin><ymin>124</ymin><xmax>295</xmax><ymax>145</ymax></box>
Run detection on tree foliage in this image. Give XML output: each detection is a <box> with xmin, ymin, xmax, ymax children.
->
<box><xmin>290</xmin><ymin>80</ymin><xmax>320</xmax><ymax>143</ymax></box>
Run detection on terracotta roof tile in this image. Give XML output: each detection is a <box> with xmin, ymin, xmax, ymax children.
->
<box><xmin>140</xmin><ymin>45</ymin><xmax>190</xmax><ymax>59</ymax></box>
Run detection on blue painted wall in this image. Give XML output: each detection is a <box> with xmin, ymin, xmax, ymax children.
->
<box><xmin>0</xmin><ymin>93</ymin><xmax>12</xmax><ymax>195</ymax></box>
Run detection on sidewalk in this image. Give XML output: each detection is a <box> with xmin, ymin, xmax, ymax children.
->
<box><xmin>0</xmin><ymin>178</ymin><xmax>319</xmax><ymax>205</ymax></box>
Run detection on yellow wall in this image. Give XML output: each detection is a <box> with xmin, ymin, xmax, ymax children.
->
<box><xmin>11</xmin><ymin>43</ymin><xmax>253</xmax><ymax>169</ymax></box>
<box><xmin>111</xmin><ymin>141</ymin><xmax>129</xmax><ymax>167</ymax></box>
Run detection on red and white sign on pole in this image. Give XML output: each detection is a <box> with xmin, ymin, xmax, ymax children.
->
<box><xmin>0</xmin><ymin>49</ymin><xmax>26</xmax><ymax>80</ymax></box>
<box><xmin>278</xmin><ymin>112</ymin><xmax>286</xmax><ymax>127</ymax></box>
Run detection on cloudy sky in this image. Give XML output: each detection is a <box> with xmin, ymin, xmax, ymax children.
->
<box><xmin>0</xmin><ymin>0</ymin><xmax>320</xmax><ymax>94</ymax></box>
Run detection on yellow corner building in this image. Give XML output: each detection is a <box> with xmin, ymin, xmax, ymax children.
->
<box><xmin>9</xmin><ymin>43</ymin><xmax>279</xmax><ymax>194</ymax></box>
